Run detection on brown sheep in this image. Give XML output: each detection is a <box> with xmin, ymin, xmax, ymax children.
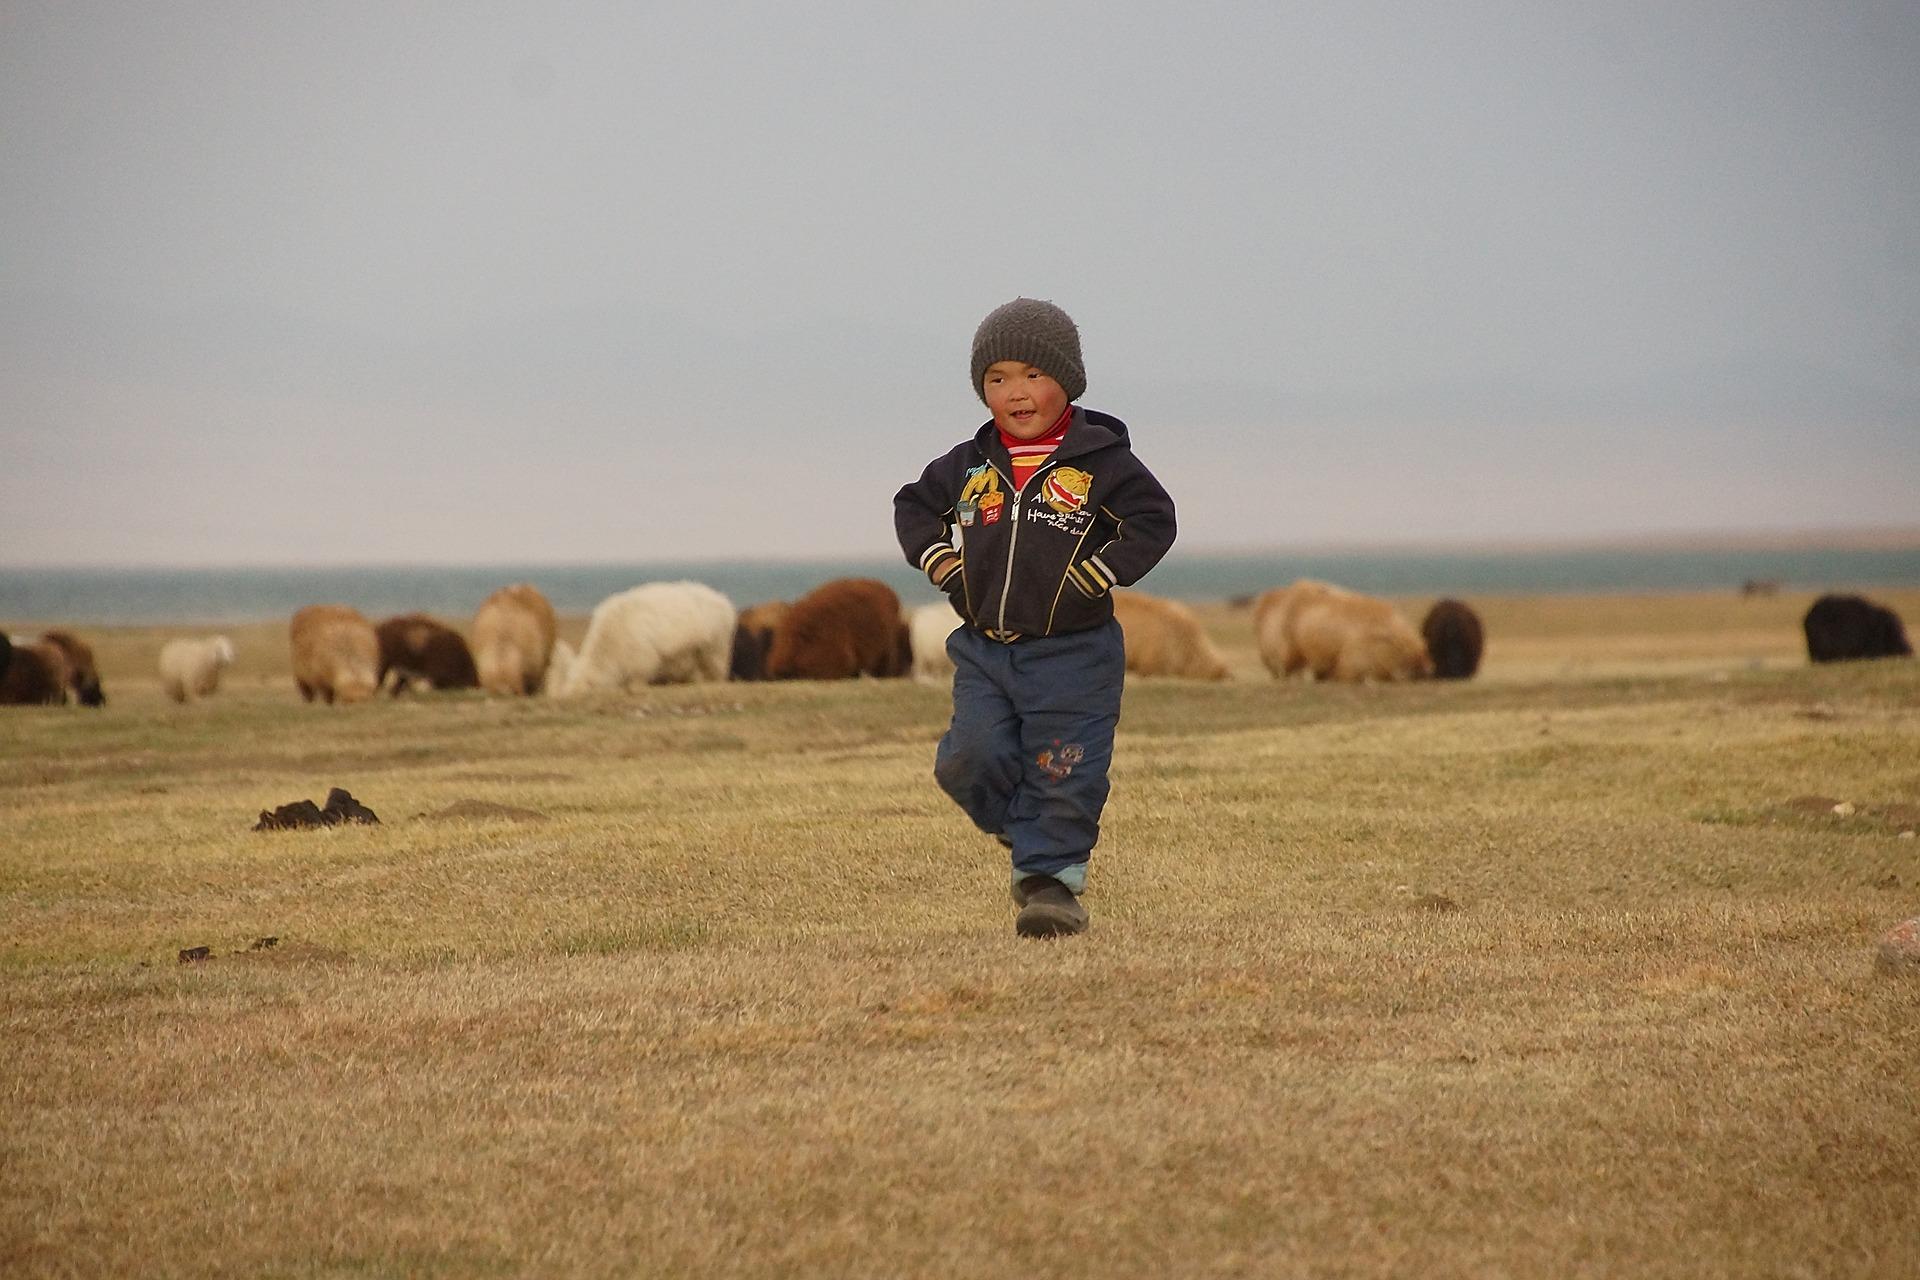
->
<box><xmin>472</xmin><ymin>584</ymin><xmax>558</xmax><ymax>696</ymax></box>
<box><xmin>730</xmin><ymin>600</ymin><xmax>791</xmax><ymax>681</ymax></box>
<box><xmin>39</xmin><ymin>631</ymin><xmax>106</xmax><ymax>706</ymax></box>
<box><xmin>1111</xmin><ymin>591</ymin><xmax>1230</xmax><ymax>679</ymax></box>
<box><xmin>765</xmin><ymin>578</ymin><xmax>909</xmax><ymax>680</ymax></box>
<box><xmin>1255</xmin><ymin>579</ymin><xmax>1432</xmax><ymax>683</ymax></box>
<box><xmin>290</xmin><ymin>605</ymin><xmax>380</xmax><ymax>704</ymax></box>
<box><xmin>376</xmin><ymin>614</ymin><xmax>479</xmax><ymax>694</ymax></box>
<box><xmin>1421</xmin><ymin>599</ymin><xmax>1485</xmax><ymax>680</ymax></box>
<box><xmin>1</xmin><ymin>631</ymin><xmax>105</xmax><ymax>706</ymax></box>
<box><xmin>1</xmin><ymin>635</ymin><xmax>74</xmax><ymax>705</ymax></box>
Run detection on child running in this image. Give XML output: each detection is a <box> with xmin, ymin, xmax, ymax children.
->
<box><xmin>894</xmin><ymin>297</ymin><xmax>1176</xmax><ymax>937</ymax></box>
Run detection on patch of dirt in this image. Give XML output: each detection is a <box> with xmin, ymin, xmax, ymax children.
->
<box><xmin>444</xmin><ymin>770</ymin><xmax>574</xmax><ymax>784</ymax></box>
<box><xmin>416</xmin><ymin>799</ymin><xmax>549</xmax><ymax>823</ymax></box>
<box><xmin>1783</xmin><ymin>795</ymin><xmax>1843</xmax><ymax>815</ymax></box>
<box><xmin>227</xmin><ymin>939</ymin><xmax>352</xmax><ymax>966</ymax></box>
<box><xmin>1772</xmin><ymin>796</ymin><xmax>1920</xmax><ymax>832</ymax></box>
<box><xmin>1877</xmin><ymin>918</ymin><xmax>1920</xmax><ymax>978</ymax></box>
<box><xmin>175</xmin><ymin>936</ymin><xmax>351</xmax><ymax>967</ymax></box>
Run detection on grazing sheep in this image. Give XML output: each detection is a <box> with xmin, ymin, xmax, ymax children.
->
<box><xmin>908</xmin><ymin>602</ymin><xmax>963</xmax><ymax>683</ymax></box>
<box><xmin>473</xmin><ymin>583</ymin><xmax>558</xmax><ymax>696</ymax></box>
<box><xmin>1255</xmin><ymin>579</ymin><xmax>1432</xmax><ymax>683</ymax></box>
<box><xmin>1111</xmin><ymin>590</ymin><xmax>1230</xmax><ymax>679</ymax></box>
<box><xmin>376</xmin><ymin>614</ymin><xmax>478</xmax><ymax>695</ymax></box>
<box><xmin>159</xmin><ymin>636</ymin><xmax>237</xmax><ymax>703</ymax></box>
<box><xmin>547</xmin><ymin>581</ymin><xmax>735</xmax><ymax>696</ymax></box>
<box><xmin>289</xmin><ymin>605</ymin><xmax>380</xmax><ymax>704</ymax></box>
<box><xmin>730</xmin><ymin>600</ymin><xmax>792</xmax><ymax>682</ymax></box>
<box><xmin>0</xmin><ymin>635</ymin><xmax>74</xmax><ymax>706</ymax></box>
<box><xmin>39</xmin><ymin>631</ymin><xmax>105</xmax><ymax>706</ymax></box>
<box><xmin>1421</xmin><ymin>599</ymin><xmax>1485</xmax><ymax>680</ymax></box>
<box><xmin>765</xmin><ymin>578</ymin><xmax>909</xmax><ymax>681</ymax></box>
<box><xmin>1803</xmin><ymin>594</ymin><xmax>1912</xmax><ymax>663</ymax></box>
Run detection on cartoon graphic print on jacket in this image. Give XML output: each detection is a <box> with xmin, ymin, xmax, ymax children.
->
<box><xmin>894</xmin><ymin>409</ymin><xmax>1177</xmax><ymax>639</ymax></box>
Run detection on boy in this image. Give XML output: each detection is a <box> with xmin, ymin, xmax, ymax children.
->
<box><xmin>894</xmin><ymin>298</ymin><xmax>1176</xmax><ymax>938</ymax></box>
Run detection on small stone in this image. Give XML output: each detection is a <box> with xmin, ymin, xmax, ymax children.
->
<box><xmin>1878</xmin><ymin>918</ymin><xmax>1920</xmax><ymax>977</ymax></box>
<box><xmin>1832</xmin><ymin>802</ymin><xmax>1857</xmax><ymax>817</ymax></box>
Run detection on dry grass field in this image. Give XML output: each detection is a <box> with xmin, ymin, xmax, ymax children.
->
<box><xmin>3</xmin><ymin>590</ymin><xmax>1918</xmax><ymax>1278</ymax></box>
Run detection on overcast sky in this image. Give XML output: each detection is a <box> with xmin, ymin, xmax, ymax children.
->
<box><xmin>2</xmin><ymin>1</ymin><xmax>1916</xmax><ymax>567</ymax></box>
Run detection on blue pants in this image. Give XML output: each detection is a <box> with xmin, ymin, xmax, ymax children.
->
<box><xmin>934</xmin><ymin>620</ymin><xmax>1126</xmax><ymax>893</ymax></box>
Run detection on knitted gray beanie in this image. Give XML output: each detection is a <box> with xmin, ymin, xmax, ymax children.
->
<box><xmin>970</xmin><ymin>297</ymin><xmax>1086</xmax><ymax>405</ymax></box>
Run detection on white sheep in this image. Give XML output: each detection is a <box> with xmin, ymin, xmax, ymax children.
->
<box><xmin>908</xmin><ymin>603</ymin><xmax>962</xmax><ymax>683</ymax></box>
<box><xmin>546</xmin><ymin>581</ymin><xmax>735</xmax><ymax>696</ymax></box>
<box><xmin>158</xmin><ymin>636</ymin><xmax>236</xmax><ymax>703</ymax></box>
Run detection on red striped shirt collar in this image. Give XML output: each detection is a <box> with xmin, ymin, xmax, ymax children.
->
<box><xmin>997</xmin><ymin>405</ymin><xmax>1074</xmax><ymax>454</ymax></box>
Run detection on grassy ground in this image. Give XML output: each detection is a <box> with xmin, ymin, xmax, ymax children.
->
<box><xmin>3</xmin><ymin>590</ymin><xmax>1918</xmax><ymax>1278</ymax></box>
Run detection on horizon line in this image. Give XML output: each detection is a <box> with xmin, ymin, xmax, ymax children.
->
<box><xmin>4</xmin><ymin>524</ymin><xmax>1920</xmax><ymax>574</ymax></box>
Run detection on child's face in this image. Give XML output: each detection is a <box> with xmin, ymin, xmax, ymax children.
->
<box><xmin>982</xmin><ymin>361</ymin><xmax>1069</xmax><ymax>441</ymax></box>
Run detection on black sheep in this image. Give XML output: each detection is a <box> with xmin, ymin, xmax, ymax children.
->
<box><xmin>1803</xmin><ymin>594</ymin><xmax>1912</xmax><ymax>663</ymax></box>
<box><xmin>1421</xmin><ymin>599</ymin><xmax>1485</xmax><ymax>680</ymax></box>
<box><xmin>375</xmin><ymin>614</ymin><xmax>479</xmax><ymax>694</ymax></box>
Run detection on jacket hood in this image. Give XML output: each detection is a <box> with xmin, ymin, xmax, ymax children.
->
<box><xmin>972</xmin><ymin>407</ymin><xmax>1131</xmax><ymax>465</ymax></box>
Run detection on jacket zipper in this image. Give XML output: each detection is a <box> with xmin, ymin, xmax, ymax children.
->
<box><xmin>995</xmin><ymin>454</ymin><xmax>1061</xmax><ymax>636</ymax></box>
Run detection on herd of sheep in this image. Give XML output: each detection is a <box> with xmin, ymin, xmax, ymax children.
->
<box><xmin>0</xmin><ymin>582</ymin><xmax>1909</xmax><ymax>710</ymax></box>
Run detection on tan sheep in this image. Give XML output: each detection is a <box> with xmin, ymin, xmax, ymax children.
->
<box><xmin>159</xmin><ymin>636</ymin><xmax>236</xmax><ymax>704</ymax></box>
<box><xmin>1111</xmin><ymin>591</ymin><xmax>1230</xmax><ymax>680</ymax></box>
<box><xmin>1254</xmin><ymin>579</ymin><xmax>1432</xmax><ymax>683</ymax></box>
<box><xmin>730</xmin><ymin>600</ymin><xmax>791</xmax><ymax>681</ymax></box>
<box><xmin>472</xmin><ymin>584</ymin><xmax>558</xmax><ymax>696</ymax></box>
<box><xmin>289</xmin><ymin>605</ymin><xmax>379</xmax><ymax>704</ymax></box>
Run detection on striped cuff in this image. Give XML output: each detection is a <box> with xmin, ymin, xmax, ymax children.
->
<box><xmin>921</xmin><ymin>544</ymin><xmax>963</xmax><ymax>588</ymax></box>
<box><xmin>1065</xmin><ymin>556</ymin><xmax>1116</xmax><ymax>598</ymax></box>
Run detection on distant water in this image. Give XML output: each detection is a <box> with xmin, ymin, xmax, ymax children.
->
<box><xmin>4</xmin><ymin>546</ymin><xmax>1919</xmax><ymax>626</ymax></box>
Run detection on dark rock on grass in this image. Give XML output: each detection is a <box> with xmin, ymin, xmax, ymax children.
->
<box><xmin>1876</xmin><ymin>918</ymin><xmax>1920</xmax><ymax>978</ymax></box>
<box><xmin>177</xmin><ymin>946</ymin><xmax>211</xmax><ymax>964</ymax></box>
<box><xmin>253</xmin><ymin>789</ymin><xmax>380</xmax><ymax>831</ymax></box>
<box><xmin>253</xmin><ymin>799</ymin><xmax>330</xmax><ymax>830</ymax></box>
<box><xmin>322</xmin><ymin>788</ymin><xmax>379</xmax><ymax>825</ymax></box>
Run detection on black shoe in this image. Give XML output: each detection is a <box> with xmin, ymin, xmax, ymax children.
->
<box><xmin>1012</xmin><ymin>875</ymin><xmax>1089</xmax><ymax>938</ymax></box>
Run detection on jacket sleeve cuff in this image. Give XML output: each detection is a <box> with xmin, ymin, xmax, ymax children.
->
<box><xmin>1065</xmin><ymin>555</ymin><xmax>1116</xmax><ymax>598</ymax></box>
<box><xmin>921</xmin><ymin>545</ymin><xmax>963</xmax><ymax>588</ymax></box>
